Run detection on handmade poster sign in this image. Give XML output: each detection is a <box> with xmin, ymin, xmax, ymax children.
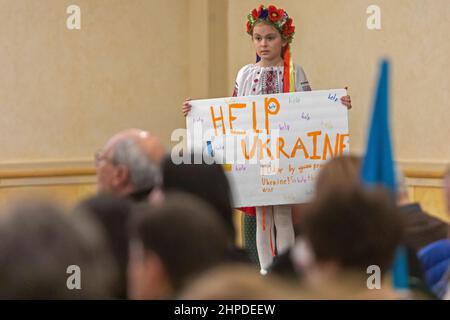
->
<box><xmin>186</xmin><ymin>89</ymin><xmax>350</xmax><ymax>207</ymax></box>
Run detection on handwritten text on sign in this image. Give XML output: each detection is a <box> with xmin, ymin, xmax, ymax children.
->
<box><xmin>186</xmin><ymin>89</ymin><xmax>350</xmax><ymax>207</ymax></box>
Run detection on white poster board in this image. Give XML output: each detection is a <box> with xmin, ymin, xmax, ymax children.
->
<box><xmin>186</xmin><ymin>89</ymin><xmax>350</xmax><ymax>207</ymax></box>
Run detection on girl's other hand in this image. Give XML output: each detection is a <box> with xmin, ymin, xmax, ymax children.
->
<box><xmin>340</xmin><ymin>87</ymin><xmax>352</xmax><ymax>110</ymax></box>
<box><xmin>182</xmin><ymin>97</ymin><xmax>192</xmax><ymax>117</ymax></box>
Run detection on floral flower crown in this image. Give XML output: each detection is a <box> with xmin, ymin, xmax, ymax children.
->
<box><xmin>246</xmin><ymin>5</ymin><xmax>295</xmax><ymax>43</ymax></box>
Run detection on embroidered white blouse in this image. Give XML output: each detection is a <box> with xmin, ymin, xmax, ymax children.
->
<box><xmin>233</xmin><ymin>63</ymin><xmax>311</xmax><ymax>97</ymax></box>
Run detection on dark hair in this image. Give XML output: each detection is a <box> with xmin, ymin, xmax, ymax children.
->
<box><xmin>0</xmin><ymin>200</ymin><xmax>116</xmax><ymax>299</ymax></box>
<box><xmin>304</xmin><ymin>188</ymin><xmax>403</xmax><ymax>274</ymax></box>
<box><xmin>130</xmin><ymin>192</ymin><xmax>229</xmax><ymax>291</ymax></box>
<box><xmin>161</xmin><ymin>154</ymin><xmax>235</xmax><ymax>241</ymax></box>
<box><xmin>75</xmin><ymin>194</ymin><xmax>134</xmax><ymax>299</ymax></box>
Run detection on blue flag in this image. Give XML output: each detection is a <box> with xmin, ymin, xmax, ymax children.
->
<box><xmin>361</xmin><ymin>59</ymin><xmax>409</xmax><ymax>291</ymax></box>
<box><xmin>361</xmin><ymin>60</ymin><xmax>396</xmax><ymax>193</ymax></box>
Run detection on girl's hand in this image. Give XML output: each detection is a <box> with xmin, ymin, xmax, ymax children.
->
<box><xmin>340</xmin><ymin>87</ymin><xmax>352</xmax><ymax>110</ymax></box>
<box><xmin>182</xmin><ymin>97</ymin><xmax>192</xmax><ymax>117</ymax></box>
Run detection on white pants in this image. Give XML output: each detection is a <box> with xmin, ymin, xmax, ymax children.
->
<box><xmin>255</xmin><ymin>205</ymin><xmax>295</xmax><ymax>271</ymax></box>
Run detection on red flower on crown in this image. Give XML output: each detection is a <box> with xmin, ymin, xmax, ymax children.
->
<box><xmin>252</xmin><ymin>6</ymin><xmax>261</xmax><ymax>20</ymax></box>
<box><xmin>251</xmin><ymin>5</ymin><xmax>263</xmax><ymax>20</ymax></box>
<box><xmin>251</xmin><ymin>9</ymin><xmax>258</xmax><ymax>19</ymax></box>
<box><xmin>246</xmin><ymin>21</ymin><xmax>252</xmax><ymax>33</ymax></box>
<box><xmin>282</xmin><ymin>17</ymin><xmax>295</xmax><ymax>37</ymax></box>
<box><xmin>268</xmin><ymin>5</ymin><xmax>284</xmax><ymax>23</ymax></box>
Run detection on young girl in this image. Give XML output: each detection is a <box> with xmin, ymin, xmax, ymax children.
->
<box><xmin>182</xmin><ymin>4</ymin><xmax>352</xmax><ymax>273</ymax></box>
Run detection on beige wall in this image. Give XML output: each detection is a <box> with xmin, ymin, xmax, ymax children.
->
<box><xmin>0</xmin><ymin>0</ymin><xmax>191</xmax><ymax>164</ymax></box>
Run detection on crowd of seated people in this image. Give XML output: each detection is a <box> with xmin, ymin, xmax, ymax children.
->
<box><xmin>1</xmin><ymin>128</ymin><xmax>449</xmax><ymax>300</ymax></box>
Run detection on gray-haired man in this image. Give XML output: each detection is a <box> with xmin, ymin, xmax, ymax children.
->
<box><xmin>95</xmin><ymin>128</ymin><xmax>166</xmax><ymax>201</ymax></box>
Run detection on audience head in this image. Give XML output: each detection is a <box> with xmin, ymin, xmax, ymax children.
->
<box><xmin>179</xmin><ymin>264</ymin><xmax>304</xmax><ymax>300</ymax></box>
<box><xmin>95</xmin><ymin>128</ymin><xmax>166</xmax><ymax>199</ymax></box>
<box><xmin>0</xmin><ymin>199</ymin><xmax>116</xmax><ymax>299</ymax></box>
<box><xmin>128</xmin><ymin>192</ymin><xmax>229</xmax><ymax>299</ymax></box>
<box><xmin>160</xmin><ymin>154</ymin><xmax>235</xmax><ymax>241</ymax></box>
<box><xmin>75</xmin><ymin>194</ymin><xmax>134</xmax><ymax>299</ymax></box>
<box><xmin>293</xmin><ymin>155</ymin><xmax>362</xmax><ymax>235</ymax></box>
<box><xmin>301</xmin><ymin>188</ymin><xmax>403</xmax><ymax>281</ymax></box>
<box><xmin>314</xmin><ymin>155</ymin><xmax>362</xmax><ymax>199</ymax></box>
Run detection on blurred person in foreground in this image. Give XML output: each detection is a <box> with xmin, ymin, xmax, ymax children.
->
<box><xmin>76</xmin><ymin>194</ymin><xmax>134</xmax><ymax>299</ymax></box>
<box><xmin>179</xmin><ymin>264</ymin><xmax>306</xmax><ymax>300</ymax></box>
<box><xmin>294</xmin><ymin>188</ymin><xmax>404</xmax><ymax>299</ymax></box>
<box><xmin>128</xmin><ymin>192</ymin><xmax>229</xmax><ymax>299</ymax></box>
<box><xmin>158</xmin><ymin>154</ymin><xmax>250</xmax><ymax>264</ymax></box>
<box><xmin>0</xmin><ymin>199</ymin><xmax>116</xmax><ymax>299</ymax></box>
<box><xmin>269</xmin><ymin>155</ymin><xmax>362</xmax><ymax>280</ymax></box>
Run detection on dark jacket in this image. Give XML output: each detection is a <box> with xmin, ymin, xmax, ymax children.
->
<box><xmin>400</xmin><ymin>203</ymin><xmax>448</xmax><ymax>251</ymax></box>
